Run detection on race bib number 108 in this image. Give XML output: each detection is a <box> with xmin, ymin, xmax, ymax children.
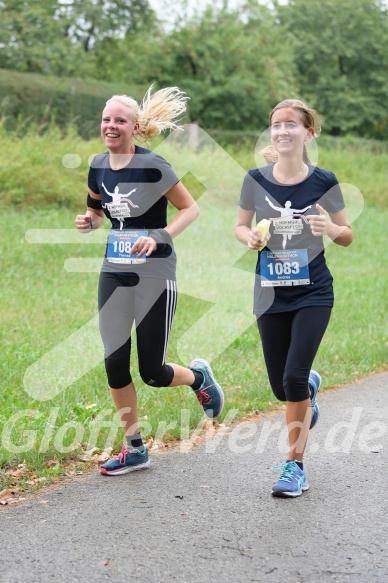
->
<box><xmin>107</xmin><ymin>229</ymin><xmax>148</xmax><ymax>264</ymax></box>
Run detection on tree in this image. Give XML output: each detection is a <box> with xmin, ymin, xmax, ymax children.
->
<box><xmin>276</xmin><ymin>0</ymin><xmax>388</xmax><ymax>137</ymax></box>
<box><xmin>0</xmin><ymin>0</ymin><xmax>78</xmax><ymax>75</ymax></box>
<box><xmin>0</xmin><ymin>0</ymin><xmax>156</xmax><ymax>77</ymax></box>
<box><xmin>57</xmin><ymin>0</ymin><xmax>156</xmax><ymax>52</ymax></box>
<box><xmin>97</xmin><ymin>1</ymin><xmax>298</xmax><ymax>131</ymax></box>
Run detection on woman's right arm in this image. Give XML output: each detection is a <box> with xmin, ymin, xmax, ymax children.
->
<box><xmin>75</xmin><ymin>189</ymin><xmax>105</xmax><ymax>233</ymax></box>
<box><xmin>235</xmin><ymin>208</ymin><xmax>266</xmax><ymax>250</ymax></box>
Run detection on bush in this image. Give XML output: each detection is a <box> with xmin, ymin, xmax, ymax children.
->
<box><xmin>0</xmin><ymin>69</ymin><xmax>146</xmax><ymax>139</ymax></box>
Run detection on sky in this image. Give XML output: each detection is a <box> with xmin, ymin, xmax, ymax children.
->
<box><xmin>148</xmin><ymin>0</ymin><xmax>288</xmax><ymax>25</ymax></box>
<box><xmin>149</xmin><ymin>0</ymin><xmax>244</xmax><ymax>13</ymax></box>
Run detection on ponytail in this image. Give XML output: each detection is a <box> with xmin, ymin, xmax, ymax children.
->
<box><xmin>105</xmin><ymin>85</ymin><xmax>189</xmax><ymax>142</ymax></box>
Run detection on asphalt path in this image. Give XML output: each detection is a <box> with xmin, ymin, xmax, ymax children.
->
<box><xmin>1</xmin><ymin>373</ymin><xmax>387</xmax><ymax>583</ymax></box>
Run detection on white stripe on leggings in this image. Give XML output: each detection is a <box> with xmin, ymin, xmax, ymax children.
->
<box><xmin>163</xmin><ymin>279</ymin><xmax>177</xmax><ymax>363</ymax></box>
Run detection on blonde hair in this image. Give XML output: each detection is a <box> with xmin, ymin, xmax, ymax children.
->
<box><xmin>259</xmin><ymin>145</ymin><xmax>278</xmax><ymax>164</ymax></box>
<box><xmin>269</xmin><ymin>99</ymin><xmax>321</xmax><ymax>163</ymax></box>
<box><xmin>105</xmin><ymin>84</ymin><xmax>189</xmax><ymax>142</ymax></box>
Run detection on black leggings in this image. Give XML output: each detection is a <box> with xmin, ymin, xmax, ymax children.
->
<box><xmin>257</xmin><ymin>306</ymin><xmax>331</xmax><ymax>402</ymax></box>
<box><xmin>98</xmin><ymin>272</ymin><xmax>177</xmax><ymax>389</ymax></box>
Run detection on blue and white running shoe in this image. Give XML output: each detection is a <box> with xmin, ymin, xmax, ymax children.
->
<box><xmin>272</xmin><ymin>461</ymin><xmax>309</xmax><ymax>497</ymax></box>
<box><xmin>309</xmin><ymin>370</ymin><xmax>322</xmax><ymax>430</ymax></box>
<box><xmin>100</xmin><ymin>444</ymin><xmax>150</xmax><ymax>476</ymax></box>
<box><xmin>189</xmin><ymin>358</ymin><xmax>224</xmax><ymax>418</ymax></box>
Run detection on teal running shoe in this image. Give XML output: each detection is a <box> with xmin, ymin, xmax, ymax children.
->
<box><xmin>272</xmin><ymin>461</ymin><xmax>309</xmax><ymax>497</ymax></box>
<box><xmin>189</xmin><ymin>358</ymin><xmax>224</xmax><ymax>418</ymax></box>
<box><xmin>100</xmin><ymin>444</ymin><xmax>150</xmax><ymax>476</ymax></box>
<box><xmin>309</xmin><ymin>370</ymin><xmax>321</xmax><ymax>430</ymax></box>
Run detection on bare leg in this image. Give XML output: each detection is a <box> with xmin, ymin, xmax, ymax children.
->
<box><xmin>110</xmin><ymin>366</ymin><xmax>196</xmax><ymax>438</ymax></box>
<box><xmin>110</xmin><ymin>382</ymin><xmax>139</xmax><ymax>437</ymax></box>
<box><xmin>286</xmin><ymin>399</ymin><xmax>312</xmax><ymax>462</ymax></box>
<box><xmin>167</xmin><ymin>363</ymin><xmax>195</xmax><ymax>387</ymax></box>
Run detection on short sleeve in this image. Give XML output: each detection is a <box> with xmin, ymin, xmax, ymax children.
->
<box><xmin>151</xmin><ymin>153</ymin><xmax>180</xmax><ymax>194</ymax></box>
<box><xmin>321</xmin><ymin>172</ymin><xmax>345</xmax><ymax>214</ymax></box>
<box><xmin>88</xmin><ymin>159</ymin><xmax>100</xmax><ymax>194</ymax></box>
<box><xmin>239</xmin><ymin>171</ymin><xmax>256</xmax><ymax>210</ymax></box>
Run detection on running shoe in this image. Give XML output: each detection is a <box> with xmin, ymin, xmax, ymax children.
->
<box><xmin>309</xmin><ymin>370</ymin><xmax>321</xmax><ymax>430</ymax></box>
<box><xmin>100</xmin><ymin>444</ymin><xmax>150</xmax><ymax>476</ymax></box>
<box><xmin>271</xmin><ymin>461</ymin><xmax>309</xmax><ymax>497</ymax></box>
<box><xmin>189</xmin><ymin>358</ymin><xmax>224</xmax><ymax>418</ymax></box>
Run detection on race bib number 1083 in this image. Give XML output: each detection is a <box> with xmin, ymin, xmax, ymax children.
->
<box><xmin>260</xmin><ymin>249</ymin><xmax>310</xmax><ymax>287</ymax></box>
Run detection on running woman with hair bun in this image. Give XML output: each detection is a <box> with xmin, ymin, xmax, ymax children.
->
<box><xmin>75</xmin><ymin>85</ymin><xmax>224</xmax><ymax>476</ymax></box>
<box><xmin>235</xmin><ymin>99</ymin><xmax>352</xmax><ymax>497</ymax></box>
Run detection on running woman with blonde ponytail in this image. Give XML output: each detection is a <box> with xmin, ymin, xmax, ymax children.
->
<box><xmin>75</xmin><ymin>85</ymin><xmax>224</xmax><ymax>476</ymax></box>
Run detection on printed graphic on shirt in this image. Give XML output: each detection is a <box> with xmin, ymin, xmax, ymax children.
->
<box><xmin>265</xmin><ymin>196</ymin><xmax>312</xmax><ymax>249</ymax></box>
<box><xmin>101</xmin><ymin>182</ymin><xmax>139</xmax><ymax>230</ymax></box>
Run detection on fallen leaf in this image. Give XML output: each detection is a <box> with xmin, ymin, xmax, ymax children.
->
<box><xmin>0</xmin><ymin>489</ymin><xmax>13</xmax><ymax>499</ymax></box>
<box><xmin>95</xmin><ymin>453</ymin><xmax>110</xmax><ymax>464</ymax></box>
<box><xmin>78</xmin><ymin>454</ymin><xmax>92</xmax><ymax>462</ymax></box>
<box><xmin>46</xmin><ymin>460</ymin><xmax>59</xmax><ymax>468</ymax></box>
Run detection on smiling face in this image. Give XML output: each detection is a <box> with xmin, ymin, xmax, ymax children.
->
<box><xmin>101</xmin><ymin>101</ymin><xmax>139</xmax><ymax>154</ymax></box>
<box><xmin>270</xmin><ymin>107</ymin><xmax>314</xmax><ymax>158</ymax></box>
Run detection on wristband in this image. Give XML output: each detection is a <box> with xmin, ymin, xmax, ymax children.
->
<box><xmin>87</xmin><ymin>193</ymin><xmax>102</xmax><ymax>210</ymax></box>
<box><xmin>149</xmin><ymin>228</ymin><xmax>173</xmax><ymax>251</ymax></box>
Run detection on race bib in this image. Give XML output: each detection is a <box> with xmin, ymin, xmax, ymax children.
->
<box><xmin>107</xmin><ymin>230</ymin><xmax>148</xmax><ymax>264</ymax></box>
<box><xmin>260</xmin><ymin>249</ymin><xmax>310</xmax><ymax>287</ymax></box>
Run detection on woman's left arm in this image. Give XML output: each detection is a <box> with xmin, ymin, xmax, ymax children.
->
<box><xmin>163</xmin><ymin>181</ymin><xmax>200</xmax><ymax>238</ymax></box>
<box><xmin>307</xmin><ymin>204</ymin><xmax>353</xmax><ymax>247</ymax></box>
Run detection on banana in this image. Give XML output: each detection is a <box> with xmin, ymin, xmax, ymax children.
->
<box><xmin>256</xmin><ymin>219</ymin><xmax>271</xmax><ymax>251</ymax></box>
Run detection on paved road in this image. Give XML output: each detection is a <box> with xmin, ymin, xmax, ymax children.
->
<box><xmin>1</xmin><ymin>373</ymin><xmax>387</xmax><ymax>583</ymax></box>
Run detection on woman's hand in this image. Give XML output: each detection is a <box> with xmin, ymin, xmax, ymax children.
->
<box><xmin>75</xmin><ymin>214</ymin><xmax>92</xmax><ymax>233</ymax></box>
<box><xmin>131</xmin><ymin>236</ymin><xmax>158</xmax><ymax>257</ymax></box>
<box><xmin>307</xmin><ymin>205</ymin><xmax>353</xmax><ymax>246</ymax></box>
<box><xmin>248</xmin><ymin>227</ymin><xmax>270</xmax><ymax>250</ymax></box>
<box><xmin>306</xmin><ymin>204</ymin><xmax>329</xmax><ymax>237</ymax></box>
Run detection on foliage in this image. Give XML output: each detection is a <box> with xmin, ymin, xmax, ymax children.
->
<box><xmin>1</xmin><ymin>125</ymin><xmax>387</xmax><ymax>208</ymax></box>
<box><xmin>0</xmin><ymin>0</ymin><xmax>157</xmax><ymax>76</ymax></box>
<box><xmin>93</xmin><ymin>2</ymin><xmax>298</xmax><ymax>131</ymax></box>
<box><xmin>0</xmin><ymin>69</ymin><xmax>146</xmax><ymax>139</ymax></box>
<box><xmin>0</xmin><ymin>0</ymin><xmax>388</xmax><ymax>136</ymax></box>
<box><xmin>276</xmin><ymin>0</ymin><xmax>388</xmax><ymax>138</ymax></box>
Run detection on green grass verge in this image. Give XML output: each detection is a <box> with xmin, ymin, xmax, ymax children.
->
<box><xmin>1</xmin><ymin>204</ymin><xmax>386</xmax><ymax>488</ymax></box>
<box><xmin>0</xmin><ymin>131</ymin><xmax>387</xmax><ymax>491</ymax></box>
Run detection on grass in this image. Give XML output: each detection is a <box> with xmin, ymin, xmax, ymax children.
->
<box><xmin>0</xmin><ymin>128</ymin><xmax>387</xmax><ymax>492</ymax></box>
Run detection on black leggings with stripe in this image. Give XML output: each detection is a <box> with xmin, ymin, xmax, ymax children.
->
<box><xmin>98</xmin><ymin>272</ymin><xmax>177</xmax><ymax>389</ymax></box>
